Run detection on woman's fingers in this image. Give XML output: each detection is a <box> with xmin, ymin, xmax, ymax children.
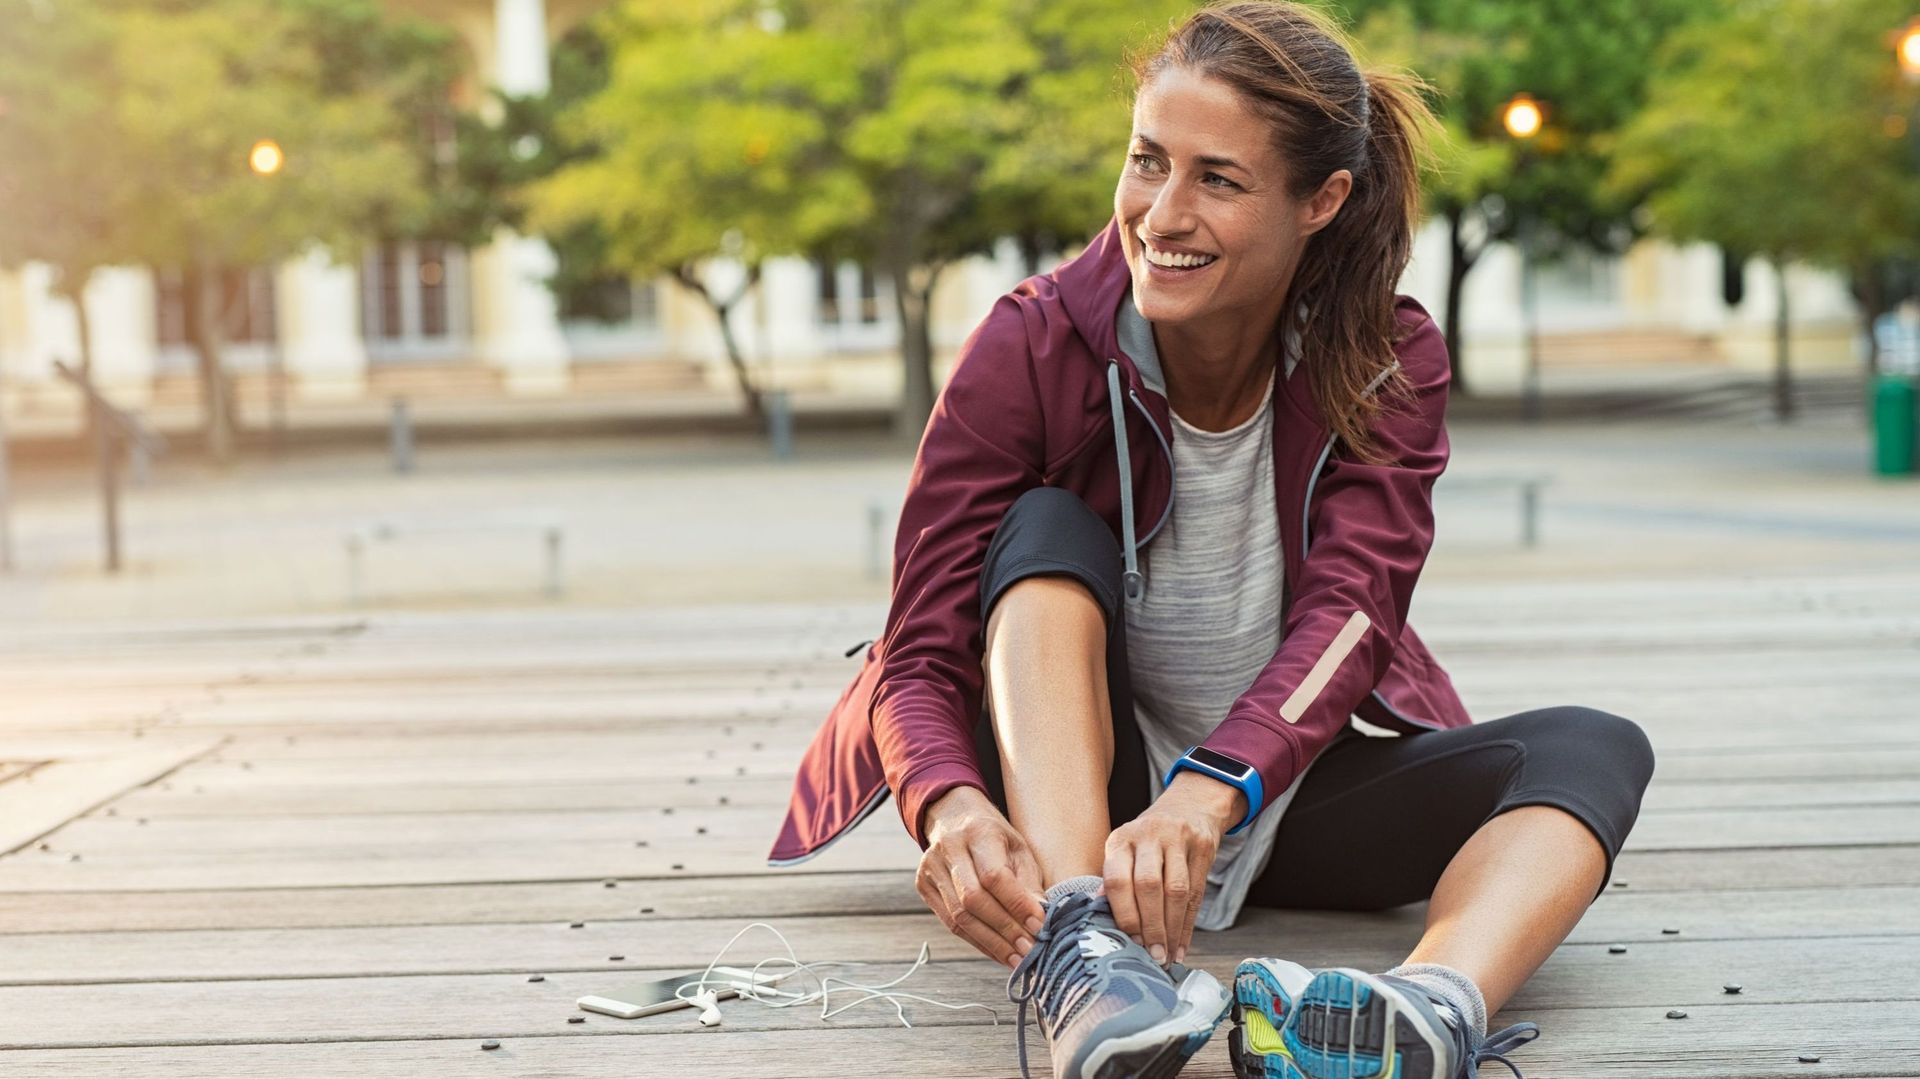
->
<box><xmin>1132</xmin><ymin>842</ymin><xmax>1167</xmax><ymax>963</ymax></box>
<box><xmin>920</xmin><ymin>854</ymin><xmax>1013</xmax><ymax>967</ymax></box>
<box><xmin>990</xmin><ymin>839</ymin><xmax>1049</xmax><ymax>938</ymax></box>
<box><xmin>948</xmin><ymin>852</ymin><xmax>1036</xmax><ymax>959</ymax></box>
<box><xmin>1161</xmin><ymin>843</ymin><xmax>1190</xmax><ymax>965</ymax></box>
<box><xmin>1174</xmin><ymin>842</ymin><xmax>1208</xmax><ymax>963</ymax></box>
<box><xmin>1102</xmin><ymin>840</ymin><xmax>1141</xmax><ymax>945</ymax></box>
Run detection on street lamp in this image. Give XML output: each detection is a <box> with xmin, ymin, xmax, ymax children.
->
<box><xmin>248</xmin><ymin>138</ymin><xmax>288</xmax><ymax>447</ymax></box>
<box><xmin>1898</xmin><ymin>17</ymin><xmax>1920</xmax><ymax>77</ymax></box>
<box><xmin>1503</xmin><ymin>93</ymin><xmax>1545</xmax><ymax>422</ymax></box>
<box><xmin>249</xmin><ymin>138</ymin><xmax>284</xmax><ymax>176</ymax></box>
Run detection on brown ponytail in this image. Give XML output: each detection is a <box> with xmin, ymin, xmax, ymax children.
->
<box><xmin>1125</xmin><ymin>1</ymin><xmax>1445</xmax><ymax>465</ymax></box>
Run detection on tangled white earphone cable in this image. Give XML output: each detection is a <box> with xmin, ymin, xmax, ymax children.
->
<box><xmin>670</xmin><ymin>920</ymin><xmax>1006</xmax><ymax>1029</ymax></box>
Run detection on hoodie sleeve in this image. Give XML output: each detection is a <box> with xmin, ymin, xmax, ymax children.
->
<box><xmin>872</xmin><ymin>295</ymin><xmax>1046</xmax><ymax>851</ymax></box>
<box><xmin>1199</xmin><ymin>307</ymin><xmax>1452</xmax><ymax>821</ymax></box>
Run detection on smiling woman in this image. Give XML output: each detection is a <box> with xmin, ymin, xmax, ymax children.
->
<box><xmin>770</xmin><ymin>5</ymin><xmax>1654</xmax><ymax>1079</ymax></box>
<box><xmin>1117</xmin><ymin>6</ymin><xmax>1445</xmax><ymax>453</ymax></box>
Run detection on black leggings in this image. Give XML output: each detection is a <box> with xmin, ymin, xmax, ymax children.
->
<box><xmin>971</xmin><ymin>486</ymin><xmax>1656</xmax><ymax>911</ymax></box>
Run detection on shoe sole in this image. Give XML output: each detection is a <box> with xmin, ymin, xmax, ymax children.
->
<box><xmin>1274</xmin><ymin>968</ymin><xmax>1450</xmax><ymax>1079</ymax></box>
<box><xmin>1227</xmin><ymin>959</ymin><xmax>1312</xmax><ymax>1079</ymax></box>
<box><xmin>1075</xmin><ymin>967</ymin><xmax>1233</xmax><ymax>1079</ymax></box>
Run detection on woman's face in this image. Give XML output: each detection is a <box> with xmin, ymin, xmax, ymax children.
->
<box><xmin>1115</xmin><ymin>65</ymin><xmax>1349</xmax><ymax>329</ymax></box>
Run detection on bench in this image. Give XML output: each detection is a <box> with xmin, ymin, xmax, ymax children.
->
<box><xmin>343</xmin><ymin>516</ymin><xmax>565</xmax><ymax>604</ymax></box>
<box><xmin>1438</xmin><ymin>473</ymin><xmax>1553</xmax><ymax>547</ymax></box>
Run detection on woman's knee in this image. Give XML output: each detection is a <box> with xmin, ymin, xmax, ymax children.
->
<box><xmin>1502</xmin><ymin>706</ymin><xmax>1656</xmax><ymax>791</ymax></box>
<box><xmin>981</xmin><ymin>486</ymin><xmax>1124</xmax><ymax>623</ymax></box>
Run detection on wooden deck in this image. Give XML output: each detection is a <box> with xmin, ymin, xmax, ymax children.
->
<box><xmin>1</xmin><ymin>573</ymin><xmax>1917</xmax><ymax>1077</ymax></box>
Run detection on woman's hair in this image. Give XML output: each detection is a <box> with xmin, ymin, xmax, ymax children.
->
<box><xmin>1125</xmin><ymin>1</ymin><xmax>1444</xmax><ymax>465</ymax></box>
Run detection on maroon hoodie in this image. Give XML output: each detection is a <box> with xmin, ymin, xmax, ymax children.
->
<box><xmin>768</xmin><ymin>215</ymin><xmax>1472</xmax><ymax>867</ymax></box>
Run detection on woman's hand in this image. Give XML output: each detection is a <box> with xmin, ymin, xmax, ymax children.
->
<box><xmin>1102</xmin><ymin>773</ymin><xmax>1241</xmax><ymax>966</ymax></box>
<box><xmin>915</xmin><ymin>787</ymin><xmax>1049</xmax><ymax>970</ymax></box>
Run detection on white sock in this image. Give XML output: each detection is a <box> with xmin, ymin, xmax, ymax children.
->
<box><xmin>1382</xmin><ymin>962</ymin><xmax>1487</xmax><ymax>1040</ymax></box>
<box><xmin>1044</xmin><ymin>874</ymin><xmax>1104</xmax><ymax>904</ymax></box>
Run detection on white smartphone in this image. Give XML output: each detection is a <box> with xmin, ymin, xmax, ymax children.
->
<box><xmin>576</xmin><ymin>966</ymin><xmax>793</xmax><ymax>1019</ymax></box>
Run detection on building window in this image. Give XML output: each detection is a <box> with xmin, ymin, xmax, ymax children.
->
<box><xmin>816</xmin><ymin>259</ymin><xmax>885</xmax><ymax>329</ymax></box>
<box><xmin>361</xmin><ymin>239</ymin><xmax>469</xmax><ymax>356</ymax></box>
<box><xmin>154</xmin><ymin>266</ymin><xmax>277</xmax><ymax>346</ymax></box>
<box><xmin>816</xmin><ymin>260</ymin><xmax>840</xmax><ymax>325</ymax></box>
<box><xmin>561</xmin><ymin>274</ymin><xmax>659</xmax><ymax>328</ymax></box>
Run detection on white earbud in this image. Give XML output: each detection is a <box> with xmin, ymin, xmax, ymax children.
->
<box><xmin>692</xmin><ymin>988</ymin><xmax>723</xmax><ymax>1027</ymax></box>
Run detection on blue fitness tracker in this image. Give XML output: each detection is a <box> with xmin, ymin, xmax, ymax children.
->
<box><xmin>1163</xmin><ymin>745</ymin><xmax>1264</xmax><ymax>836</ymax></box>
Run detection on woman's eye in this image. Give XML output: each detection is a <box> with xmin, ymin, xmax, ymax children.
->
<box><xmin>1129</xmin><ymin>154</ymin><xmax>1236</xmax><ymax>190</ymax></box>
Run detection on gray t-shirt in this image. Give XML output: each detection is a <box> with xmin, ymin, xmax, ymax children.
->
<box><xmin>1116</xmin><ymin>293</ymin><xmax>1325</xmax><ymax>932</ymax></box>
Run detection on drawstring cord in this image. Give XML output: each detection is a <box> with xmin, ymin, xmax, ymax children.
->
<box><xmin>1106</xmin><ymin>361</ymin><xmax>1143</xmax><ymax>603</ymax></box>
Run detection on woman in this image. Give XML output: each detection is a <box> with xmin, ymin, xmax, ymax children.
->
<box><xmin>769</xmin><ymin>4</ymin><xmax>1655</xmax><ymax>1078</ymax></box>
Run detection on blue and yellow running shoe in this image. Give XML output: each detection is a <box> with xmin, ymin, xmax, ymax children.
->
<box><xmin>1007</xmin><ymin>888</ymin><xmax>1232</xmax><ymax>1079</ymax></box>
<box><xmin>1232</xmin><ymin>965</ymin><xmax>1542</xmax><ymax>1079</ymax></box>
<box><xmin>1227</xmin><ymin>957</ymin><xmax>1317</xmax><ymax>1078</ymax></box>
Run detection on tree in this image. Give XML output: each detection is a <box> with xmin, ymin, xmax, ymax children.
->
<box><xmin>527</xmin><ymin>3</ymin><xmax>858</xmax><ymax>424</ymax></box>
<box><xmin>0</xmin><ymin>0</ymin><xmax>139</xmax><ymax>445</ymax></box>
<box><xmin>1347</xmin><ymin>0</ymin><xmax>1706</xmax><ymax>395</ymax></box>
<box><xmin>533</xmin><ymin>0</ymin><xmax>1188</xmax><ymax>438</ymax></box>
<box><xmin>1607</xmin><ymin>0</ymin><xmax>1920</xmax><ymax>420</ymax></box>
<box><xmin>0</xmin><ymin>0</ymin><xmax>463</xmax><ymax>462</ymax></box>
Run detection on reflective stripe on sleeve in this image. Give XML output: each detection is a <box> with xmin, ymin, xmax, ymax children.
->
<box><xmin>1279</xmin><ymin>610</ymin><xmax>1372</xmax><ymax>724</ymax></box>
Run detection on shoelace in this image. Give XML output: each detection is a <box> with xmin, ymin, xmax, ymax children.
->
<box><xmin>1458</xmin><ymin>1018</ymin><xmax>1542</xmax><ymax>1079</ymax></box>
<box><xmin>1005</xmin><ymin>890</ymin><xmax>1105</xmax><ymax>1079</ymax></box>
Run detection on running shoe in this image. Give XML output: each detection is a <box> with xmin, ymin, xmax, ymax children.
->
<box><xmin>1006</xmin><ymin>888</ymin><xmax>1233</xmax><ymax>1079</ymax></box>
<box><xmin>1226</xmin><ymin>957</ymin><xmax>1317</xmax><ymax>1078</ymax></box>
<box><xmin>1232</xmin><ymin>966</ymin><xmax>1541</xmax><ymax>1079</ymax></box>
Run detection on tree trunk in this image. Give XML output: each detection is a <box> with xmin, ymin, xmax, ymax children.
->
<box><xmin>182</xmin><ymin>259</ymin><xmax>236</xmax><ymax>463</ymax></box>
<box><xmin>671</xmin><ymin>262</ymin><xmax>764</xmax><ymax>423</ymax></box>
<box><xmin>1851</xmin><ymin>262</ymin><xmax>1886</xmax><ymax>375</ymax></box>
<box><xmin>888</xmin><ymin>258</ymin><xmax>946</xmax><ymax>442</ymax></box>
<box><xmin>1771</xmin><ymin>256</ymin><xmax>1794</xmax><ymax>423</ymax></box>
<box><xmin>1443</xmin><ymin>206</ymin><xmax>1478</xmax><ymax>397</ymax></box>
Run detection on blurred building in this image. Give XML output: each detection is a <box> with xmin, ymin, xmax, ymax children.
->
<box><xmin>0</xmin><ymin>0</ymin><xmax>1869</xmax><ymax>436</ymax></box>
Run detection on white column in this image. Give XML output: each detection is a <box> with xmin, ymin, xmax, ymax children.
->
<box><xmin>471</xmin><ymin>0</ymin><xmax>570</xmax><ymax>394</ymax></box>
<box><xmin>81</xmin><ymin>267</ymin><xmax>158</xmax><ymax>408</ymax></box>
<box><xmin>277</xmin><ymin>246</ymin><xmax>368</xmax><ymax>400</ymax></box>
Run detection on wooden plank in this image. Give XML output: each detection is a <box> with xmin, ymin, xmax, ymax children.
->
<box><xmin>1</xmin><ymin>845</ymin><xmax>1912</xmax><ymax>934</ymax></box>
<box><xmin>97</xmin><ymin>771</ymin><xmax>1918</xmax><ymax>821</ymax></box>
<box><xmin>3</xmin><ymin>884</ymin><xmax>1917</xmax><ymax>985</ymax></box>
<box><xmin>33</xmin><ymin>796</ymin><xmax>1920</xmax><ymax>861</ymax></box>
<box><xmin>3</xmin><ymin>1002</ymin><xmax>1914</xmax><ymax>1079</ymax></box>
<box><xmin>0</xmin><ymin>740</ymin><xmax>223</xmax><ymax>856</ymax></box>
<box><xmin>0</xmin><ymin>936</ymin><xmax>1913</xmax><ymax>1050</ymax></box>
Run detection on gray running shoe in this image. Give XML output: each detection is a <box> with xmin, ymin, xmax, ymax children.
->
<box><xmin>1006</xmin><ymin>888</ymin><xmax>1232</xmax><ymax>1079</ymax></box>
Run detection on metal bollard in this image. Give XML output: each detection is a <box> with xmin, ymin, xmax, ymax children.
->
<box><xmin>767</xmin><ymin>389</ymin><xmax>793</xmax><ymax>460</ymax></box>
<box><xmin>866</xmin><ymin>498</ymin><xmax>886</xmax><ymax>581</ymax></box>
<box><xmin>544</xmin><ymin>526</ymin><xmax>564</xmax><ymax>598</ymax></box>
<box><xmin>127</xmin><ymin>435</ymin><xmax>151</xmax><ymax>488</ymax></box>
<box><xmin>346</xmin><ymin>534</ymin><xmax>364</xmax><ymax>605</ymax></box>
<box><xmin>390</xmin><ymin>397</ymin><xmax>414</xmax><ymax>474</ymax></box>
<box><xmin>1521</xmin><ymin>483</ymin><xmax>1540</xmax><ymax>548</ymax></box>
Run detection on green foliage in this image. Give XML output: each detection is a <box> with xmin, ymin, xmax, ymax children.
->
<box><xmin>1345</xmin><ymin>0</ymin><xmax>1709</xmax><ymax>258</ymax></box>
<box><xmin>1606</xmin><ymin>0</ymin><xmax>1920</xmax><ymax>272</ymax></box>
<box><xmin>0</xmin><ymin>0</ymin><xmax>467</xmax><ymax>277</ymax></box>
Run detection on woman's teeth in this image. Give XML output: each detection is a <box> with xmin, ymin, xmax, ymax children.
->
<box><xmin>1143</xmin><ymin>244</ymin><xmax>1218</xmax><ymax>269</ymax></box>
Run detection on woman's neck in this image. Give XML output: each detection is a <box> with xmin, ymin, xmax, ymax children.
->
<box><xmin>1153</xmin><ymin>319</ymin><xmax>1282</xmax><ymax>432</ymax></box>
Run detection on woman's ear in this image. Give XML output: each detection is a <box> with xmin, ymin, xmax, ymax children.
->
<box><xmin>1300</xmin><ymin>170</ymin><xmax>1353</xmax><ymax>237</ymax></box>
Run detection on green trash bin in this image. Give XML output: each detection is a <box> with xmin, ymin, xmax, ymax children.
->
<box><xmin>1874</xmin><ymin>373</ymin><xmax>1917</xmax><ymax>475</ymax></box>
